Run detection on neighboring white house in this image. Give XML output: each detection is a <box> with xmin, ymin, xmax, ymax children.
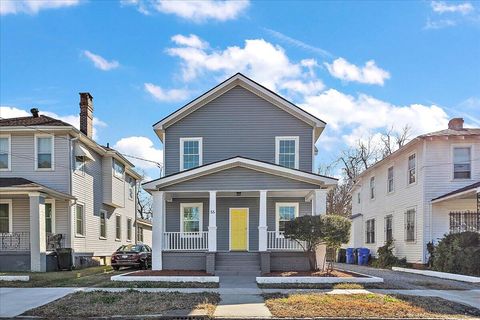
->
<box><xmin>349</xmin><ymin>118</ymin><xmax>479</xmax><ymax>265</ymax></box>
<box><xmin>0</xmin><ymin>93</ymin><xmax>141</xmax><ymax>272</ymax></box>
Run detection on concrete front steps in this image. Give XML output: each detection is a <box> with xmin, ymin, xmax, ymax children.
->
<box><xmin>215</xmin><ymin>252</ymin><xmax>261</xmax><ymax>276</ymax></box>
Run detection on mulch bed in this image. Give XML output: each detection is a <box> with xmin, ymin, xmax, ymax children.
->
<box><xmin>263</xmin><ymin>269</ymin><xmax>364</xmax><ymax>277</ymax></box>
<box><xmin>128</xmin><ymin>270</ymin><xmax>213</xmax><ymax>276</ymax></box>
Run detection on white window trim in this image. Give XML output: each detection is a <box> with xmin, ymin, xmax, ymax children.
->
<box><xmin>180</xmin><ymin>202</ymin><xmax>203</xmax><ymax>236</ymax></box>
<box><xmin>115</xmin><ymin>214</ymin><xmax>122</xmax><ymax>241</ymax></box>
<box><xmin>275</xmin><ymin>136</ymin><xmax>299</xmax><ymax>169</ymax></box>
<box><xmin>365</xmin><ymin>218</ymin><xmax>376</xmax><ymax>244</ymax></box>
<box><xmin>451</xmin><ymin>144</ymin><xmax>474</xmax><ymax>181</ymax></box>
<box><xmin>387</xmin><ymin>166</ymin><xmax>394</xmax><ymax>194</ymax></box>
<box><xmin>74</xmin><ymin>156</ymin><xmax>85</xmax><ymax>177</ymax></box>
<box><xmin>0</xmin><ymin>199</ymin><xmax>13</xmax><ymax>233</ymax></box>
<box><xmin>45</xmin><ymin>199</ymin><xmax>55</xmax><ymax>234</ymax></box>
<box><xmin>369</xmin><ymin>176</ymin><xmax>375</xmax><ymax>200</ymax></box>
<box><xmin>404</xmin><ymin>207</ymin><xmax>417</xmax><ymax>243</ymax></box>
<box><xmin>275</xmin><ymin>202</ymin><xmax>299</xmax><ymax>237</ymax></box>
<box><xmin>180</xmin><ymin>137</ymin><xmax>203</xmax><ymax>171</ymax></box>
<box><xmin>407</xmin><ymin>152</ymin><xmax>417</xmax><ymax>186</ymax></box>
<box><xmin>34</xmin><ymin>133</ymin><xmax>54</xmax><ymax>171</ymax></box>
<box><xmin>75</xmin><ymin>202</ymin><xmax>85</xmax><ymax>238</ymax></box>
<box><xmin>126</xmin><ymin>217</ymin><xmax>133</xmax><ymax>242</ymax></box>
<box><xmin>0</xmin><ymin>134</ymin><xmax>11</xmax><ymax>171</ymax></box>
<box><xmin>113</xmin><ymin>159</ymin><xmax>125</xmax><ymax>180</ymax></box>
<box><xmin>384</xmin><ymin>214</ymin><xmax>394</xmax><ymax>243</ymax></box>
<box><xmin>99</xmin><ymin>209</ymin><xmax>107</xmax><ymax>240</ymax></box>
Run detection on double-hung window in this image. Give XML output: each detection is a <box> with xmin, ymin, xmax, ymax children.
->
<box><xmin>276</xmin><ymin>203</ymin><xmax>299</xmax><ymax>235</ymax></box>
<box><xmin>36</xmin><ymin>135</ymin><xmax>54</xmax><ymax>170</ymax></box>
<box><xmin>180</xmin><ymin>203</ymin><xmax>202</xmax><ymax>233</ymax></box>
<box><xmin>75</xmin><ymin>156</ymin><xmax>85</xmax><ymax>175</ymax></box>
<box><xmin>385</xmin><ymin>215</ymin><xmax>393</xmax><ymax>242</ymax></box>
<box><xmin>113</xmin><ymin>159</ymin><xmax>125</xmax><ymax>179</ymax></box>
<box><xmin>99</xmin><ymin>210</ymin><xmax>107</xmax><ymax>239</ymax></box>
<box><xmin>365</xmin><ymin>219</ymin><xmax>375</xmax><ymax>244</ymax></box>
<box><xmin>0</xmin><ymin>135</ymin><xmax>11</xmax><ymax>170</ymax></box>
<box><xmin>127</xmin><ymin>218</ymin><xmax>132</xmax><ymax>241</ymax></box>
<box><xmin>408</xmin><ymin>154</ymin><xmax>416</xmax><ymax>184</ymax></box>
<box><xmin>357</xmin><ymin>192</ymin><xmax>361</xmax><ymax>204</ymax></box>
<box><xmin>370</xmin><ymin>177</ymin><xmax>375</xmax><ymax>199</ymax></box>
<box><xmin>75</xmin><ymin>204</ymin><xmax>84</xmax><ymax>236</ymax></box>
<box><xmin>45</xmin><ymin>201</ymin><xmax>54</xmax><ymax>233</ymax></box>
<box><xmin>115</xmin><ymin>215</ymin><xmax>122</xmax><ymax>240</ymax></box>
<box><xmin>387</xmin><ymin>166</ymin><xmax>394</xmax><ymax>193</ymax></box>
<box><xmin>137</xmin><ymin>227</ymin><xmax>144</xmax><ymax>242</ymax></box>
<box><xmin>405</xmin><ymin>208</ymin><xmax>416</xmax><ymax>242</ymax></box>
<box><xmin>180</xmin><ymin>138</ymin><xmax>202</xmax><ymax>171</ymax></box>
<box><xmin>275</xmin><ymin>136</ymin><xmax>299</xmax><ymax>169</ymax></box>
<box><xmin>453</xmin><ymin>147</ymin><xmax>471</xmax><ymax>179</ymax></box>
<box><xmin>127</xmin><ymin>176</ymin><xmax>135</xmax><ymax>200</ymax></box>
<box><xmin>0</xmin><ymin>200</ymin><xmax>12</xmax><ymax>233</ymax></box>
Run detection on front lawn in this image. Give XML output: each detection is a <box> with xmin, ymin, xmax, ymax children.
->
<box><xmin>264</xmin><ymin>293</ymin><xmax>480</xmax><ymax>318</ymax></box>
<box><xmin>22</xmin><ymin>291</ymin><xmax>220</xmax><ymax>318</ymax></box>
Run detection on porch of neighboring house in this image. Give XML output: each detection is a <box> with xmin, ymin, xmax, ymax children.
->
<box><xmin>0</xmin><ymin>178</ymin><xmax>74</xmax><ymax>272</ymax></box>
<box><xmin>431</xmin><ymin>181</ymin><xmax>480</xmax><ymax>241</ymax></box>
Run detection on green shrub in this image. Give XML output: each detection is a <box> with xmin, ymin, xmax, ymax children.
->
<box><xmin>432</xmin><ymin>231</ymin><xmax>480</xmax><ymax>276</ymax></box>
<box><xmin>371</xmin><ymin>240</ymin><xmax>407</xmax><ymax>269</ymax></box>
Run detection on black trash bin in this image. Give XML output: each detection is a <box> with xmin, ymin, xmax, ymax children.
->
<box><xmin>56</xmin><ymin>248</ymin><xmax>73</xmax><ymax>271</ymax></box>
<box><xmin>337</xmin><ymin>248</ymin><xmax>346</xmax><ymax>263</ymax></box>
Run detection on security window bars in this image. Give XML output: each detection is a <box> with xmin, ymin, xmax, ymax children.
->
<box><xmin>405</xmin><ymin>209</ymin><xmax>416</xmax><ymax>242</ymax></box>
<box><xmin>408</xmin><ymin>154</ymin><xmax>416</xmax><ymax>184</ymax></box>
<box><xmin>449</xmin><ymin>211</ymin><xmax>479</xmax><ymax>233</ymax></box>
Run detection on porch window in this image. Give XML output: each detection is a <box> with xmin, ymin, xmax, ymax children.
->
<box><xmin>387</xmin><ymin>166</ymin><xmax>394</xmax><ymax>193</ymax></box>
<box><xmin>370</xmin><ymin>177</ymin><xmax>375</xmax><ymax>200</ymax></box>
<box><xmin>45</xmin><ymin>202</ymin><xmax>54</xmax><ymax>233</ymax></box>
<box><xmin>116</xmin><ymin>215</ymin><xmax>121</xmax><ymax>240</ymax></box>
<box><xmin>0</xmin><ymin>201</ymin><xmax>12</xmax><ymax>233</ymax></box>
<box><xmin>408</xmin><ymin>154</ymin><xmax>416</xmax><ymax>184</ymax></box>
<box><xmin>180</xmin><ymin>138</ymin><xmax>202</xmax><ymax>171</ymax></box>
<box><xmin>75</xmin><ymin>204</ymin><xmax>84</xmax><ymax>236</ymax></box>
<box><xmin>275</xmin><ymin>136</ymin><xmax>299</xmax><ymax>169</ymax></box>
<box><xmin>113</xmin><ymin>159</ymin><xmax>125</xmax><ymax>179</ymax></box>
<box><xmin>365</xmin><ymin>219</ymin><xmax>375</xmax><ymax>244</ymax></box>
<box><xmin>385</xmin><ymin>215</ymin><xmax>393</xmax><ymax>242</ymax></box>
<box><xmin>180</xmin><ymin>203</ymin><xmax>203</xmax><ymax>233</ymax></box>
<box><xmin>127</xmin><ymin>218</ymin><xmax>132</xmax><ymax>241</ymax></box>
<box><xmin>99</xmin><ymin>210</ymin><xmax>107</xmax><ymax>239</ymax></box>
<box><xmin>36</xmin><ymin>135</ymin><xmax>54</xmax><ymax>170</ymax></box>
<box><xmin>276</xmin><ymin>202</ymin><xmax>299</xmax><ymax>234</ymax></box>
<box><xmin>405</xmin><ymin>208</ymin><xmax>416</xmax><ymax>242</ymax></box>
<box><xmin>0</xmin><ymin>135</ymin><xmax>11</xmax><ymax>170</ymax></box>
<box><xmin>453</xmin><ymin>147</ymin><xmax>471</xmax><ymax>179</ymax></box>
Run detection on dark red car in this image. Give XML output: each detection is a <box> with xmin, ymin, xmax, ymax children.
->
<box><xmin>111</xmin><ymin>244</ymin><xmax>152</xmax><ymax>270</ymax></box>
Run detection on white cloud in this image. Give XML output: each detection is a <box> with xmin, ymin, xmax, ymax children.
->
<box><xmin>144</xmin><ymin>83</ymin><xmax>190</xmax><ymax>102</ymax></box>
<box><xmin>83</xmin><ymin>50</ymin><xmax>120</xmax><ymax>71</ymax></box>
<box><xmin>264</xmin><ymin>28</ymin><xmax>332</xmax><ymax>58</ymax></box>
<box><xmin>113</xmin><ymin>136</ymin><xmax>163</xmax><ymax>171</ymax></box>
<box><xmin>171</xmin><ymin>34</ymin><xmax>208</xmax><ymax>49</ymax></box>
<box><xmin>325</xmin><ymin>58</ymin><xmax>391</xmax><ymax>86</ymax></box>
<box><xmin>0</xmin><ymin>0</ymin><xmax>79</xmax><ymax>15</ymax></box>
<box><xmin>431</xmin><ymin>1</ymin><xmax>474</xmax><ymax>15</ymax></box>
<box><xmin>424</xmin><ymin>18</ymin><xmax>457</xmax><ymax>29</ymax></box>
<box><xmin>0</xmin><ymin>106</ymin><xmax>107</xmax><ymax>139</ymax></box>
<box><xmin>281</xmin><ymin>80</ymin><xmax>325</xmax><ymax>96</ymax></box>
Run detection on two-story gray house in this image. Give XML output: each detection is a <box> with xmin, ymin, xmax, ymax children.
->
<box><xmin>143</xmin><ymin>73</ymin><xmax>337</xmax><ymax>274</ymax></box>
<box><xmin>0</xmin><ymin>93</ymin><xmax>141</xmax><ymax>272</ymax></box>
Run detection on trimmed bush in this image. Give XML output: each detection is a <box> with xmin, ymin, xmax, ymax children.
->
<box><xmin>370</xmin><ymin>240</ymin><xmax>407</xmax><ymax>269</ymax></box>
<box><xmin>432</xmin><ymin>231</ymin><xmax>480</xmax><ymax>276</ymax></box>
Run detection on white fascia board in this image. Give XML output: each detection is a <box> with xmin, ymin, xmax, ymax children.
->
<box><xmin>431</xmin><ymin>188</ymin><xmax>478</xmax><ymax>204</ymax></box>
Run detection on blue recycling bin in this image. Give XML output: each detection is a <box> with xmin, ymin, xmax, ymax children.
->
<box><xmin>346</xmin><ymin>248</ymin><xmax>355</xmax><ymax>264</ymax></box>
<box><xmin>358</xmin><ymin>248</ymin><xmax>370</xmax><ymax>265</ymax></box>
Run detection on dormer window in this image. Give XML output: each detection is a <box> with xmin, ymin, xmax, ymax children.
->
<box><xmin>275</xmin><ymin>136</ymin><xmax>299</xmax><ymax>169</ymax></box>
<box><xmin>180</xmin><ymin>138</ymin><xmax>202</xmax><ymax>171</ymax></box>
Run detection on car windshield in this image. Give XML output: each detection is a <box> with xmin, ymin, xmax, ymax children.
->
<box><xmin>116</xmin><ymin>244</ymin><xmax>142</xmax><ymax>252</ymax></box>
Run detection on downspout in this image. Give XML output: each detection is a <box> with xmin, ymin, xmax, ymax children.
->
<box><xmin>69</xmin><ymin>136</ymin><xmax>79</xmax><ymax>251</ymax></box>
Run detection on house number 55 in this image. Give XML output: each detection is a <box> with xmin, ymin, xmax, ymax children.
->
<box><xmin>210</xmin><ymin>210</ymin><xmax>216</xmax><ymax>215</ymax></box>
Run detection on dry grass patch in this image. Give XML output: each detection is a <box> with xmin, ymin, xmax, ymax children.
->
<box><xmin>23</xmin><ymin>290</ymin><xmax>220</xmax><ymax>318</ymax></box>
<box><xmin>264</xmin><ymin>293</ymin><xmax>480</xmax><ymax>318</ymax></box>
<box><xmin>263</xmin><ymin>269</ymin><xmax>361</xmax><ymax>277</ymax></box>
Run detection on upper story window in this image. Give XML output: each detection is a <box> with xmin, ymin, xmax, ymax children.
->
<box><xmin>180</xmin><ymin>203</ymin><xmax>203</xmax><ymax>233</ymax></box>
<box><xmin>357</xmin><ymin>192</ymin><xmax>361</xmax><ymax>204</ymax></box>
<box><xmin>276</xmin><ymin>202</ymin><xmax>299</xmax><ymax>234</ymax></box>
<box><xmin>180</xmin><ymin>138</ymin><xmax>203</xmax><ymax>171</ymax></box>
<box><xmin>408</xmin><ymin>153</ymin><xmax>416</xmax><ymax>185</ymax></box>
<box><xmin>370</xmin><ymin>177</ymin><xmax>375</xmax><ymax>199</ymax></box>
<box><xmin>0</xmin><ymin>135</ymin><xmax>11</xmax><ymax>171</ymax></box>
<box><xmin>453</xmin><ymin>147</ymin><xmax>471</xmax><ymax>179</ymax></box>
<box><xmin>365</xmin><ymin>219</ymin><xmax>375</xmax><ymax>244</ymax></box>
<box><xmin>275</xmin><ymin>136</ymin><xmax>299</xmax><ymax>169</ymax></box>
<box><xmin>75</xmin><ymin>156</ymin><xmax>85</xmax><ymax>175</ymax></box>
<box><xmin>127</xmin><ymin>175</ymin><xmax>135</xmax><ymax>200</ymax></box>
<box><xmin>113</xmin><ymin>159</ymin><xmax>125</xmax><ymax>179</ymax></box>
<box><xmin>387</xmin><ymin>166</ymin><xmax>394</xmax><ymax>193</ymax></box>
<box><xmin>35</xmin><ymin>134</ymin><xmax>54</xmax><ymax>170</ymax></box>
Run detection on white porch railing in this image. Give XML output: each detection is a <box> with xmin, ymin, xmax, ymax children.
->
<box><xmin>267</xmin><ymin>231</ymin><xmax>305</xmax><ymax>251</ymax></box>
<box><xmin>163</xmin><ymin>232</ymin><xmax>209</xmax><ymax>251</ymax></box>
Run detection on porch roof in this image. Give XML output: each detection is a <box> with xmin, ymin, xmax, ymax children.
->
<box><xmin>0</xmin><ymin>177</ymin><xmax>75</xmax><ymax>200</ymax></box>
<box><xmin>431</xmin><ymin>181</ymin><xmax>480</xmax><ymax>204</ymax></box>
<box><xmin>143</xmin><ymin>156</ymin><xmax>338</xmax><ymax>192</ymax></box>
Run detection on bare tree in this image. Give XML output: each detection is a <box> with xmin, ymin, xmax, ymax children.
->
<box><xmin>380</xmin><ymin>125</ymin><xmax>412</xmax><ymax>159</ymax></box>
<box><xmin>136</xmin><ymin>170</ymin><xmax>152</xmax><ymax>220</ymax></box>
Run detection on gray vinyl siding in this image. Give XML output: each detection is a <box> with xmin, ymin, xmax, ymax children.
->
<box><xmin>102</xmin><ymin>157</ymin><xmax>125</xmax><ymax>208</ymax></box>
<box><xmin>160</xmin><ymin>167</ymin><xmax>319</xmax><ymax>191</ymax></box>
<box><xmin>165</xmin><ymin>198</ymin><xmax>210</xmax><ymax>232</ymax></box>
<box><xmin>164</xmin><ymin>86</ymin><xmax>314</xmax><ymax>175</ymax></box>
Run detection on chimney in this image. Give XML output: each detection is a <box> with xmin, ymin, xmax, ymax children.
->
<box><xmin>79</xmin><ymin>92</ymin><xmax>93</xmax><ymax>138</ymax></box>
<box><xmin>448</xmin><ymin>118</ymin><xmax>464</xmax><ymax>131</ymax></box>
<box><xmin>30</xmin><ymin>108</ymin><xmax>39</xmax><ymax>117</ymax></box>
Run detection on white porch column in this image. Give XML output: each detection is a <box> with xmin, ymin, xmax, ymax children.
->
<box><xmin>208</xmin><ymin>191</ymin><xmax>217</xmax><ymax>252</ymax></box>
<box><xmin>152</xmin><ymin>191</ymin><xmax>165</xmax><ymax>270</ymax></box>
<box><xmin>258</xmin><ymin>190</ymin><xmax>268</xmax><ymax>251</ymax></box>
<box><xmin>313</xmin><ymin>189</ymin><xmax>328</xmax><ymax>215</ymax></box>
<box><xmin>29</xmin><ymin>192</ymin><xmax>46</xmax><ymax>272</ymax></box>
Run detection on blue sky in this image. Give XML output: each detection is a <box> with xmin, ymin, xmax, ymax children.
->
<box><xmin>1</xmin><ymin>0</ymin><xmax>479</xmax><ymax>179</ymax></box>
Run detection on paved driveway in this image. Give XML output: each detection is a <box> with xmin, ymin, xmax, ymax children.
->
<box><xmin>337</xmin><ymin>263</ymin><xmax>480</xmax><ymax>290</ymax></box>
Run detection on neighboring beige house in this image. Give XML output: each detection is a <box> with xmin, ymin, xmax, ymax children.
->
<box><xmin>350</xmin><ymin>118</ymin><xmax>479</xmax><ymax>265</ymax></box>
<box><xmin>0</xmin><ymin>93</ymin><xmax>141</xmax><ymax>272</ymax></box>
<box><xmin>135</xmin><ymin>218</ymin><xmax>152</xmax><ymax>246</ymax></box>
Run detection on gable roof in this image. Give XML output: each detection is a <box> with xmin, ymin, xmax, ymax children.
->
<box><xmin>143</xmin><ymin>156</ymin><xmax>337</xmax><ymax>191</ymax></box>
<box><xmin>0</xmin><ymin>115</ymin><xmax>72</xmax><ymax>127</ymax></box>
<box><xmin>152</xmin><ymin>73</ymin><xmax>326</xmax><ymax>142</ymax></box>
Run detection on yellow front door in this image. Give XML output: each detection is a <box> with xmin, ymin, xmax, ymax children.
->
<box><xmin>230</xmin><ymin>208</ymin><xmax>248</xmax><ymax>251</ymax></box>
